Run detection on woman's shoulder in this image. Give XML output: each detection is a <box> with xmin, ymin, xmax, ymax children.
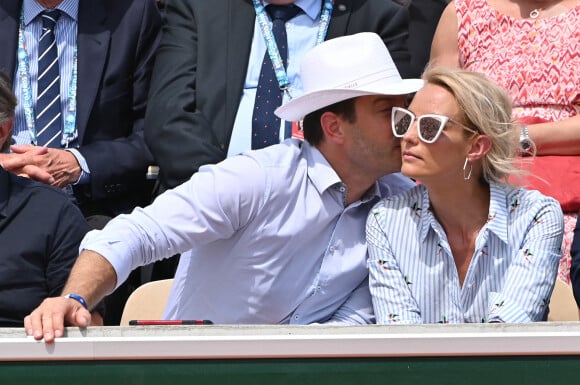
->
<box><xmin>372</xmin><ymin>184</ymin><xmax>426</xmax><ymax>212</ymax></box>
<box><xmin>496</xmin><ymin>183</ymin><xmax>563</xmax><ymax>218</ymax></box>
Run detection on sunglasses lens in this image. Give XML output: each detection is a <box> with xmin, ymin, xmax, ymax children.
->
<box><xmin>419</xmin><ymin>117</ymin><xmax>443</xmax><ymax>142</ymax></box>
<box><xmin>393</xmin><ymin>109</ymin><xmax>413</xmax><ymax>137</ymax></box>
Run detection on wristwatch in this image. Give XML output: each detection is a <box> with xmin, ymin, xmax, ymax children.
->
<box><xmin>519</xmin><ymin>125</ymin><xmax>533</xmax><ymax>154</ymax></box>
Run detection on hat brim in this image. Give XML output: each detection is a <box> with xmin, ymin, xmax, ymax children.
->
<box><xmin>275</xmin><ymin>78</ymin><xmax>424</xmax><ymax>122</ymax></box>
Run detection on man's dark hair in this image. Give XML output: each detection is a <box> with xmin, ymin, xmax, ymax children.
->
<box><xmin>302</xmin><ymin>98</ymin><xmax>356</xmax><ymax>145</ymax></box>
<box><xmin>0</xmin><ymin>70</ymin><xmax>17</xmax><ymax>153</ymax></box>
<box><xmin>0</xmin><ymin>70</ymin><xmax>16</xmax><ymax>121</ymax></box>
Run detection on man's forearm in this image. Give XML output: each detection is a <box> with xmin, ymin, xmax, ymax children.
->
<box><xmin>61</xmin><ymin>250</ymin><xmax>118</xmax><ymax>310</ymax></box>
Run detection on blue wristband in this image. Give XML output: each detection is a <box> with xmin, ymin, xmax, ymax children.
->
<box><xmin>64</xmin><ymin>293</ymin><xmax>89</xmax><ymax>310</ymax></box>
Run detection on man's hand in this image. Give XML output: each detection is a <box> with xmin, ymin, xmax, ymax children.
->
<box><xmin>1</xmin><ymin>145</ymin><xmax>82</xmax><ymax>187</ymax></box>
<box><xmin>0</xmin><ymin>146</ymin><xmax>53</xmax><ymax>183</ymax></box>
<box><xmin>24</xmin><ymin>296</ymin><xmax>91</xmax><ymax>343</ymax></box>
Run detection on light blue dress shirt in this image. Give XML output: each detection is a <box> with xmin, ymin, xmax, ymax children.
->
<box><xmin>13</xmin><ymin>0</ymin><xmax>90</xmax><ymax>184</ymax></box>
<box><xmin>367</xmin><ymin>183</ymin><xmax>564</xmax><ymax>324</ymax></box>
<box><xmin>228</xmin><ymin>0</ymin><xmax>321</xmax><ymax>157</ymax></box>
<box><xmin>81</xmin><ymin>139</ymin><xmax>414</xmax><ymax>324</ymax></box>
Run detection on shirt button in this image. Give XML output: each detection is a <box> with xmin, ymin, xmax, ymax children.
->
<box><xmin>294</xmin><ymin>314</ymin><xmax>300</xmax><ymax>320</ymax></box>
<box><xmin>329</xmin><ymin>246</ymin><xmax>335</xmax><ymax>253</ymax></box>
<box><xmin>339</xmin><ymin>186</ymin><xmax>346</xmax><ymax>193</ymax></box>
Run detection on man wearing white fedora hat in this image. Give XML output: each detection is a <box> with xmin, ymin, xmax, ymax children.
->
<box><xmin>26</xmin><ymin>32</ymin><xmax>423</xmax><ymax>343</ymax></box>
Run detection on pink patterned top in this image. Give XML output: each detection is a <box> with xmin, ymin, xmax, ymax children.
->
<box><xmin>455</xmin><ymin>0</ymin><xmax>580</xmax><ymax>123</ymax></box>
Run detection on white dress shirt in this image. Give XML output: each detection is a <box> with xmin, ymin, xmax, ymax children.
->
<box><xmin>81</xmin><ymin>139</ymin><xmax>414</xmax><ymax>324</ymax></box>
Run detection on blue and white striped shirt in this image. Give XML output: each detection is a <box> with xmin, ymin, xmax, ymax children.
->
<box><xmin>366</xmin><ymin>183</ymin><xmax>564</xmax><ymax>324</ymax></box>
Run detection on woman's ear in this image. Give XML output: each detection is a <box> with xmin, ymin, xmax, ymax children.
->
<box><xmin>467</xmin><ymin>134</ymin><xmax>492</xmax><ymax>162</ymax></box>
<box><xmin>320</xmin><ymin>111</ymin><xmax>346</xmax><ymax>145</ymax></box>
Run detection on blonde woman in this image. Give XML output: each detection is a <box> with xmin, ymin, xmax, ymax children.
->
<box><xmin>367</xmin><ymin>67</ymin><xmax>564</xmax><ymax>323</ymax></box>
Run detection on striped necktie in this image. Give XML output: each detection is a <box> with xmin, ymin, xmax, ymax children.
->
<box><xmin>36</xmin><ymin>9</ymin><xmax>62</xmax><ymax>148</ymax></box>
<box><xmin>251</xmin><ymin>5</ymin><xmax>302</xmax><ymax>150</ymax></box>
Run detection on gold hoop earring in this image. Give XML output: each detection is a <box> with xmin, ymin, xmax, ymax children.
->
<box><xmin>463</xmin><ymin>158</ymin><xmax>472</xmax><ymax>181</ymax></box>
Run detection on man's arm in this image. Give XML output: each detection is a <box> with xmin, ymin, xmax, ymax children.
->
<box><xmin>76</xmin><ymin>0</ymin><xmax>162</xmax><ymax>203</ymax></box>
<box><xmin>1</xmin><ymin>145</ymin><xmax>81</xmax><ymax>188</ymax></box>
<box><xmin>144</xmin><ymin>0</ymin><xmax>228</xmax><ymax>190</ymax></box>
<box><xmin>429</xmin><ymin>2</ymin><xmax>461</xmax><ymax>67</ymax></box>
<box><xmin>322</xmin><ymin>277</ymin><xmax>374</xmax><ymax>325</ymax></box>
<box><xmin>366</xmin><ymin>204</ymin><xmax>422</xmax><ymax>324</ymax></box>
<box><xmin>47</xmin><ymin>200</ymin><xmax>106</xmax><ymax>325</ymax></box>
<box><xmin>24</xmin><ymin>250</ymin><xmax>117</xmax><ymax>343</ymax></box>
<box><xmin>25</xmin><ymin>153</ymin><xmax>269</xmax><ymax>341</ymax></box>
<box><xmin>487</xmin><ymin>198</ymin><xmax>564</xmax><ymax>323</ymax></box>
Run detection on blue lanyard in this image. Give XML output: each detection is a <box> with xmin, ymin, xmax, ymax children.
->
<box><xmin>17</xmin><ymin>10</ymin><xmax>78</xmax><ymax>147</ymax></box>
<box><xmin>253</xmin><ymin>0</ymin><xmax>333</xmax><ymax>99</ymax></box>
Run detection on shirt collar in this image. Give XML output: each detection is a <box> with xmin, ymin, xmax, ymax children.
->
<box><xmin>416</xmin><ymin>185</ymin><xmax>432</xmax><ymax>242</ymax></box>
<box><xmin>418</xmin><ymin>182</ymin><xmax>511</xmax><ymax>245</ymax></box>
<box><xmin>263</xmin><ymin>0</ymin><xmax>322</xmax><ymax>21</ymax></box>
<box><xmin>303</xmin><ymin>141</ymin><xmax>342</xmax><ymax>196</ymax></box>
<box><xmin>485</xmin><ymin>182</ymin><xmax>511</xmax><ymax>245</ymax></box>
<box><xmin>303</xmin><ymin>141</ymin><xmax>380</xmax><ymax>206</ymax></box>
<box><xmin>23</xmin><ymin>0</ymin><xmax>79</xmax><ymax>26</ymax></box>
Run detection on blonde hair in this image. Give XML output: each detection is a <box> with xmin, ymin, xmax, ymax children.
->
<box><xmin>422</xmin><ymin>66</ymin><xmax>522</xmax><ymax>184</ymax></box>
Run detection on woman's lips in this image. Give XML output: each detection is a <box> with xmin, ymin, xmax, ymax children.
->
<box><xmin>402</xmin><ymin>150</ymin><xmax>421</xmax><ymax>161</ymax></box>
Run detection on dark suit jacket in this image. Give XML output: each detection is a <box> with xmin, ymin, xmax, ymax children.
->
<box><xmin>407</xmin><ymin>0</ymin><xmax>447</xmax><ymax>74</ymax></box>
<box><xmin>0</xmin><ymin>0</ymin><xmax>162</xmax><ymax>216</ymax></box>
<box><xmin>145</xmin><ymin>0</ymin><xmax>415</xmax><ymax>191</ymax></box>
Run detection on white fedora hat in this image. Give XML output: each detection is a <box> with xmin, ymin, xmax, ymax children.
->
<box><xmin>275</xmin><ymin>32</ymin><xmax>423</xmax><ymax>122</ymax></box>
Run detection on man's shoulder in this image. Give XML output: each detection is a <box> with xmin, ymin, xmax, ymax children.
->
<box><xmin>95</xmin><ymin>0</ymin><xmax>156</xmax><ymax>12</ymax></box>
<box><xmin>494</xmin><ymin>183</ymin><xmax>563</xmax><ymax>220</ymax></box>
<box><xmin>226</xmin><ymin>140</ymin><xmax>309</xmax><ymax>189</ymax></box>
<box><xmin>8</xmin><ymin>172</ymin><xmax>73</xmax><ymax>206</ymax></box>
<box><xmin>200</xmin><ymin>140</ymin><xmax>306</xmax><ymax>184</ymax></box>
<box><xmin>373</xmin><ymin>183</ymin><xmax>424</xmax><ymax>209</ymax></box>
<box><xmin>245</xmin><ymin>139</ymin><xmax>306</xmax><ymax>168</ymax></box>
<box><xmin>162</xmin><ymin>0</ymin><xmax>250</xmax><ymax>14</ymax></box>
<box><xmin>7</xmin><ymin>174</ymin><xmax>88</xmax><ymax>228</ymax></box>
<box><xmin>369</xmin><ymin>184</ymin><xmax>424</xmax><ymax>228</ymax></box>
<box><xmin>376</xmin><ymin>173</ymin><xmax>416</xmax><ymax>198</ymax></box>
<box><xmin>81</xmin><ymin>0</ymin><xmax>162</xmax><ymax>27</ymax></box>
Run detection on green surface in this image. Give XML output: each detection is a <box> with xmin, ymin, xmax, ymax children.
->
<box><xmin>1</xmin><ymin>356</ymin><xmax>580</xmax><ymax>385</ymax></box>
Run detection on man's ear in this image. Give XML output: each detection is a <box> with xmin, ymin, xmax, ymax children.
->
<box><xmin>0</xmin><ymin>118</ymin><xmax>14</xmax><ymax>150</ymax></box>
<box><xmin>467</xmin><ymin>134</ymin><xmax>492</xmax><ymax>162</ymax></box>
<box><xmin>320</xmin><ymin>111</ymin><xmax>345</xmax><ymax>145</ymax></box>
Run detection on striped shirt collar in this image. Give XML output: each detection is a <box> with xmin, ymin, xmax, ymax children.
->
<box><xmin>419</xmin><ymin>182</ymin><xmax>511</xmax><ymax>245</ymax></box>
<box><xmin>23</xmin><ymin>0</ymin><xmax>79</xmax><ymax>25</ymax></box>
